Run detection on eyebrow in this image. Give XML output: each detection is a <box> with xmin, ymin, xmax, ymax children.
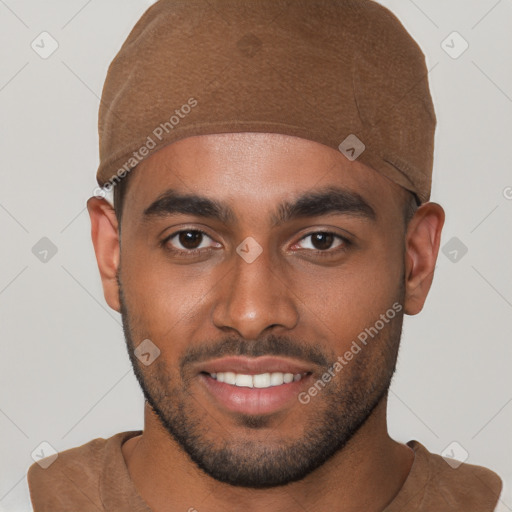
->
<box><xmin>142</xmin><ymin>186</ymin><xmax>376</xmax><ymax>227</ymax></box>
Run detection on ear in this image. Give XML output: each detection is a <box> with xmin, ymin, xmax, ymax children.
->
<box><xmin>87</xmin><ymin>196</ymin><xmax>121</xmax><ymax>313</ymax></box>
<box><xmin>403</xmin><ymin>202</ymin><xmax>445</xmax><ymax>315</ymax></box>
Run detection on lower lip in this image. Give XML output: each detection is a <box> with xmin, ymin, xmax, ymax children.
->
<box><xmin>199</xmin><ymin>373</ymin><xmax>312</xmax><ymax>415</ymax></box>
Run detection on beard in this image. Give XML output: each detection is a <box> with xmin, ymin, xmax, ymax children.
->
<box><xmin>118</xmin><ymin>272</ymin><xmax>405</xmax><ymax>489</ymax></box>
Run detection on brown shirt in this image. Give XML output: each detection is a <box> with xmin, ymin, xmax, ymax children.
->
<box><xmin>27</xmin><ymin>430</ymin><xmax>503</xmax><ymax>511</ymax></box>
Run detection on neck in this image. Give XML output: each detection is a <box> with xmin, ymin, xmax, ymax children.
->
<box><xmin>123</xmin><ymin>397</ymin><xmax>415</xmax><ymax>512</ymax></box>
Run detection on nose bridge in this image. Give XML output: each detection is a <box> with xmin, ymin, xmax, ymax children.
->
<box><xmin>212</xmin><ymin>242</ymin><xmax>298</xmax><ymax>338</ymax></box>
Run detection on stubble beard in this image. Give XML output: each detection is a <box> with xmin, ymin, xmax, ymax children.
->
<box><xmin>118</xmin><ymin>272</ymin><xmax>405</xmax><ymax>489</ymax></box>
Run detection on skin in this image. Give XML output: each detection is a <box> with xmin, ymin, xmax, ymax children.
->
<box><xmin>87</xmin><ymin>132</ymin><xmax>444</xmax><ymax>512</ymax></box>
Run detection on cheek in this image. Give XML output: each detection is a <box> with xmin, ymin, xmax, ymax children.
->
<box><xmin>299</xmin><ymin>243</ymin><xmax>404</xmax><ymax>348</ymax></box>
<box><xmin>120</xmin><ymin>253</ymin><xmax>219</xmax><ymax>348</ymax></box>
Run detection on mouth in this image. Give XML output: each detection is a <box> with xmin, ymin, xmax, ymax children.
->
<box><xmin>204</xmin><ymin>370</ymin><xmax>310</xmax><ymax>388</ymax></box>
<box><xmin>196</xmin><ymin>356</ymin><xmax>315</xmax><ymax>415</ymax></box>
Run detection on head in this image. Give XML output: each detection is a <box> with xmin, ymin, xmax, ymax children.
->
<box><xmin>88</xmin><ymin>131</ymin><xmax>444</xmax><ymax>488</ymax></box>
<box><xmin>90</xmin><ymin>0</ymin><xmax>443</xmax><ymax>491</ymax></box>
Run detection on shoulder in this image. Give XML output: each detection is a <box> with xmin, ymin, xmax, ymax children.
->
<box><xmin>27</xmin><ymin>431</ymin><xmax>141</xmax><ymax>512</ymax></box>
<box><xmin>408</xmin><ymin>440</ymin><xmax>503</xmax><ymax>511</ymax></box>
<box><xmin>494</xmin><ymin>476</ymin><xmax>512</xmax><ymax>512</ymax></box>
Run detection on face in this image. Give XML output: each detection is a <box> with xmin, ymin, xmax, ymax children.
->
<box><xmin>113</xmin><ymin>133</ymin><xmax>412</xmax><ymax>488</ymax></box>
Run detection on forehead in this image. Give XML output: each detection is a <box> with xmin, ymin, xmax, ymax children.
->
<box><xmin>123</xmin><ymin>132</ymin><xmax>406</xmax><ymax>223</ymax></box>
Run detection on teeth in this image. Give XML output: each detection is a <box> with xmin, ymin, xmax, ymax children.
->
<box><xmin>210</xmin><ymin>371</ymin><xmax>307</xmax><ymax>388</ymax></box>
<box><xmin>270</xmin><ymin>372</ymin><xmax>284</xmax><ymax>386</ymax></box>
<box><xmin>235</xmin><ymin>374</ymin><xmax>253</xmax><ymax>387</ymax></box>
<box><xmin>253</xmin><ymin>373</ymin><xmax>271</xmax><ymax>388</ymax></box>
<box><xmin>224</xmin><ymin>372</ymin><xmax>236</xmax><ymax>385</ymax></box>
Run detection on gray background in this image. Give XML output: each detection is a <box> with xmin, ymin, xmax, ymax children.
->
<box><xmin>1</xmin><ymin>0</ymin><xmax>511</xmax><ymax>510</ymax></box>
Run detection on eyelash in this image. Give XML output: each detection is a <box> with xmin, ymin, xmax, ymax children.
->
<box><xmin>160</xmin><ymin>229</ymin><xmax>352</xmax><ymax>258</ymax></box>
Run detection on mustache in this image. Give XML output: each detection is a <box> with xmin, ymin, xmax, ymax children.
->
<box><xmin>180</xmin><ymin>334</ymin><xmax>330</xmax><ymax>372</ymax></box>
<box><xmin>117</xmin><ymin>275</ymin><xmax>331</xmax><ymax>373</ymax></box>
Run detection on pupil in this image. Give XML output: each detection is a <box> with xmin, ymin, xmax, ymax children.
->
<box><xmin>177</xmin><ymin>232</ymin><xmax>333</xmax><ymax>251</ymax></box>
<box><xmin>180</xmin><ymin>231</ymin><xmax>202</xmax><ymax>249</ymax></box>
<box><xmin>313</xmin><ymin>233</ymin><xmax>333</xmax><ymax>250</ymax></box>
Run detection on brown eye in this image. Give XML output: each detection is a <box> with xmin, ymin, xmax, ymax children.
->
<box><xmin>310</xmin><ymin>233</ymin><xmax>335</xmax><ymax>250</ymax></box>
<box><xmin>178</xmin><ymin>231</ymin><xmax>204</xmax><ymax>250</ymax></box>
<box><xmin>163</xmin><ymin>229</ymin><xmax>219</xmax><ymax>255</ymax></box>
<box><xmin>297</xmin><ymin>232</ymin><xmax>347</xmax><ymax>252</ymax></box>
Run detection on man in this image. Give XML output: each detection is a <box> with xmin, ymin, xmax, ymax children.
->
<box><xmin>27</xmin><ymin>0</ymin><xmax>505</xmax><ymax>510</ymax></box>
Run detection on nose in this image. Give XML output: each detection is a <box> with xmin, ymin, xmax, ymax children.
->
<box><xmin>212</xmin><ymin>243</ymin><xmax>299</xmax><ymax>340</ymax></box>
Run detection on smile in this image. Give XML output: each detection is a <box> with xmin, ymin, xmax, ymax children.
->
<box><xmin>199</xmin><ymin>375</ymin><xmax>314</xmax><ymax>415</ymax></box>
<box><xmin>207</xmin><ymin>371</ymin><xmax>309</xmax><ymax>388</ymax></box>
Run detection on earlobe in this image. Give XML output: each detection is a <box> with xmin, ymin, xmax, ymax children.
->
<box><xmin>86</xmin><ymin>196</ymin><xmax>121</xmax><ymax>313</ymax></box>
<box><xmin>403</xmin><ymin>202</ymin><xmax>445</xmax><ymax>315</ymax></box>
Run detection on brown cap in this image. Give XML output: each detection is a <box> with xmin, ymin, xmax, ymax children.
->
<box><xmin>97</xmin><ymin>0</ymin><xmax>436</xmax><ymax>203</ymax></box>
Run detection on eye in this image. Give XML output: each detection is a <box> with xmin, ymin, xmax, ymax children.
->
<box><xmin>294</xmin><ymin>231</ymin><xmax>350</xmax><ymax>254</ymax></box>
<box><xmin>161</xmin><ymin>229</ymin><xmax>351</xmax><ymax>258</ymax></box>
<box><xmin>162</xmin><ymin>229</ymin><xmax>220</xmax><ymax>255</ymax></box>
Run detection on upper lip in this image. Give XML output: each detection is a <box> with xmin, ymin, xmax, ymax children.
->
<box><xmin>196</xmin><ymin>356</ymin><xmax>314</xmax><ymax>376</ymax></box>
